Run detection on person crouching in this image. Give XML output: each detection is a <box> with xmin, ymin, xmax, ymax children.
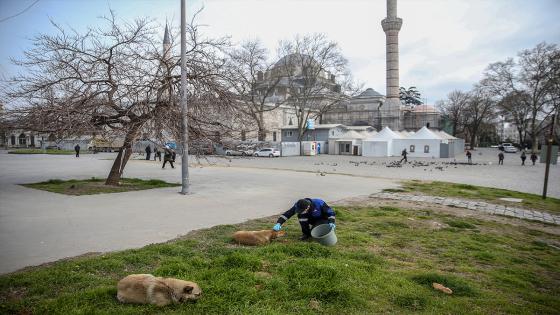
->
<box><xmin>273</xmin><ymin>198</ymin><xmax>336</xmax><ymax>241</ymax></box>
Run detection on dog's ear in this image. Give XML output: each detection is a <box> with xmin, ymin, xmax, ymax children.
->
<box><xmin>183</xmin><ymin>285</ymin><xmax>194</xmax><ymax>294</ymax></box>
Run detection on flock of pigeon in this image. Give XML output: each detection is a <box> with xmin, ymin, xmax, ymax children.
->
<box><xmin>313</xmin><ymin>159</ymin><xmax>485</xmax><ymax>176</ymax></box>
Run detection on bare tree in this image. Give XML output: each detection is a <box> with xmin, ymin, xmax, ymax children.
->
<box><xmin>464</xmin><ymin>88</ymin><xmax>496</xmax><ymax>148</ymax></box>
<box><xmin>4</xmin><ymin>11</ymin><xmax>234</xmax><ymax>185</ymax></box>
<box><xmin>482</xmin><ymin>42</ymin><xmax>558</xmax><ymax>151</ymax></box>
<box><xmin>436</xmin><ymin>90</ymin><xmax>469</xmax><ymax>137</ymax></box>
<box><xmin>276</xmin><ymin>34</ymin><xmax>359</xmax><ymax>141</ymax></box>
<box><xmin>226</xmin><ymin>40</ymin><xmax>285</xmax><ymax>141</ymax></box>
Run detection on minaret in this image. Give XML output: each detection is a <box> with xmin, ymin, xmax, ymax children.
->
<box><xmin>381</xmin><ymin>0</ymin><xmax>403</xmax><ymax>130</ymax></box>
<box><xmin>163</xmin><ymin>23</ymin><xmax>171</xmax><ymax>59</ymax></box>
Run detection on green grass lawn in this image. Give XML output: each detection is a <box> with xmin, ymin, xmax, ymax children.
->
<box><xmin>22</xmin><ymin>178</ymin><xmax>181</xmax><ymax>195</ymax></box>
<box><xmin>1</xmin><ymin>205</ymin><xmax>558</xmax><ymax>314</ymax></box>
<box><xmin>8</xmin><ymin>149</ymin><xmax>83</xmax><ymax>155</ymax></box>
<box><xmin>388</xmin><ymin>180</ymin><xmax>560</xmax><ymax>215</ymax></box>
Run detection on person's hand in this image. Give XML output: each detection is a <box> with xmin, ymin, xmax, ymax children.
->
<box><xmin>329</xmin><ymin>223</ymin><xmax>336</xmax><ymax>230</ymax></box>
<box><xmin>273</xmin><ymin>223</ymin><xmax>282</xmax><ymax>231</ymax></box>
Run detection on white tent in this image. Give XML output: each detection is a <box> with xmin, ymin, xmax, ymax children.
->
<box><xmin>392</xmin><ymin>126</ymin><xmax>443</xmax><ymax>157</ymax></box>
<box><xmin>362</xmin><ymin>126</ymin><xmax>403</xmax><ymax>157</ymax></box>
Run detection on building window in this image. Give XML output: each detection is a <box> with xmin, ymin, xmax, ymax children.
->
<box><xmin>11</xmin><ymin>135</ymin><xmax>16</xmax><ymax>145</ymax></box>
<box><xmin>288</xmin><ymin>117</ymin><xmax>293</xmax><ymax>125</ymax></box>
<box><xmin>18</xmin><ymin>134</ymin><xmax>26</xmax><ymax>145</ymax></box>
<box><xmin>409</xmin><ymin>145</ymin><xmax>415</xmax><ymax>153</ymax></box>
<box><xmin>284</xmin><ymin>131</ymin><xmax>293</xmax><ymax>137</ymax></box>
<box><xmin>331</xmin><ymin>131</ymin><xmax>334</xmax><ymax>136</ymax></box>
<box><xmin>424</xmin><ymin>145</ymin><xmax>430</xmax><ymax>153</ymax></box>
<box><xmin>273</xmin><ymin>132</ymin><xmax>277</xmax><ymax>142</ymax></box>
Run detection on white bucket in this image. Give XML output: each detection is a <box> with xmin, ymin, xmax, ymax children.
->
<box><xmin>311</xmin><ymin>224</ymin><xmax>338</xmax><ymax>246</ymax></box>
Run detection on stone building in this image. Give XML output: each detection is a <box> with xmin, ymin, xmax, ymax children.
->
<box><xmin>321</xmin><ymin>88</ymin><xmax>441</xmax><ymax>131</ymax></box>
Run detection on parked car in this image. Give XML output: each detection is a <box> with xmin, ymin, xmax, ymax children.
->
<box><xmin>501</xmin><ymin>143</ymin><xmax>518</xmax><ymax>153</ymax></box>
<box><xmin>253</xmin><ymin>148</ymin><xmax>280</xmax><ymax>157</ymax></box>
<box><xmin>225</xmin><ymin>148</ymin><xmax>254</xmax><ymax>156</ymax></box>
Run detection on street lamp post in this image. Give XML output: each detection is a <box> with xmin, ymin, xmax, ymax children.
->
<box><xmin>180</xmin><ymin>0</ymin><xmax>190</xmax><ymax>194</ymax></box>
<box><xmin>542</xmin><ymin>113</ymin><xmax>556</xmax><ymax>199</ymax></box>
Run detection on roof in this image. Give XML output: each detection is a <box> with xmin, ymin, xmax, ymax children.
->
<box><xmin>435</xmin><ymin>130</ymin><xmax>458</xmax><ymax>140</ymax></box>
<box><xmin>281</xmin><ymin>123</ymin><xmax>343</xmax><ymax>130</ymax></box>
<box><xmin>274</xmin><ymin>53</ymin><xmax>315</xmax><ymax>69</ymax></box>
<box><xmin>346</xmin><ymin>126</ymin><xmax>375</xmax><ymax>131</ymax></box>
<box><xmin>163</xmin><ymin>24</ymin><xmax>171</xmax><ymax>45</ymax></box>
<box><xmin>412</xmin><ymin>105</ymin><xmax>438</xmax><ymax>113</ymax></box>
<box><xmin>367</xmin><ymin>126</ymin><xmax>403</xmax><ymax>140</ymax></box>
<box><xmin>335</xmin><ymin>130</ymin><xmax>366</xmax><ymax>140</ymax></box>
<box><xmin>354</xmin><ymin>88</ymin><xmax>383</xmax><ymax>99</ymax></box>
<box><xmin>408</xmin><ymin>126</ymin><xmax>443</xmax><ymax>139</ymax></box>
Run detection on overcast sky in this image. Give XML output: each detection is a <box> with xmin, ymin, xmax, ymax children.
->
<box><xmin>1</xmin><ymin>0</ymin><xmax>559</xmax><ymax>103</ymax></box>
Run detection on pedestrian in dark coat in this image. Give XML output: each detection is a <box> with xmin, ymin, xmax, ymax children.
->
<box><xmin>145</xmin><ymin>145</ymin><xmax>152</xmax><ymax>160</ymax></box>
<box><xmin>153</xmin><ymin>147</ymin><xmax>160</xmax><ymax>161</ymax></box>
<box><xmin>74</xmin><ymin>144</ymin><xmax>80</xmax><ymax>157</ymax></box>
<box><xmin>466</xmin><ymin>150</ymin><xmax>472</xmax><ymax>164</ymax></box>
<box><xmin>162</xmin><ymin>146</ymin><xmax>174</xmax><ymax>169</ymax></box>
<box><xmin>172</xmin><ymin>150</ymin><xmax>176</xmax><ymax>162</ymax></box>
<box><xmin>530</xmin><ymin>152</ymin><xmax>538</xmax><ymax>165</ymax></box>
<box><xmin>400</xmin><ymin>149</ymin><xmax>408</xmax><ymax>163</ymax></box>
<box><xmin>520</xmin><ymin>151</ymin><xmax>527</xmax><ymax>166</ymax></box>
<box><xmin>498</xmin><ymin>152</ymin><xmax>504</xmax><ymax>165</ymax></box>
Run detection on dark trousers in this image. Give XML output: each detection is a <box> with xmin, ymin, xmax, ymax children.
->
<box><xmin>162</xmin><ymin>160</ymin><xmax>174</xmax><ymax>168</ymax></box>
<box><xmin>75</xmin><ymin>150</ymin><xmax>79</xmax><ymax>157</ymax></box>
<box><xmin>146</xmin><ymin>153</ymin><xmax>151</xmax><ymax>160</ymax></box>
<box><xmin>299</xmin><ymin>217</ymin><xmax>328</xmax><ymax>236</ymax></box>
<box><xmin>467</xmin><ymin>157</ymin><xmax>472</xmax><ymax>164</ymax></box>
<box><xmin>499</xmin><ymin>159</ymin><xmax>503</xmax><ymax>165</ymax></box>
<box><xmin>521</xmin><ymin>158</ymin><xmax>526</xmax><ymax>165</ymax></box>
<box><xmin>400</xmin><ymin>156</ymin><xmax>407</xmax><ymax>163</ymax></box>
<box><xmin>532</xmin><ymin>159</ymin><xmax>536</xmax><ymax>165</ymax></box>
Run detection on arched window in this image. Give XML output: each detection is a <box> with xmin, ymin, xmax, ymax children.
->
<box><xmin>10</xmin><ymin>135</ymin><xmax>16</xmax><ymax>145</ymax></box>
<box><xmin>18</xmin><ymin>134</ymin><xmax>26</xmax><ymax>145</ymax></box>
<box><xmin>409</xmin><ymin>145</ymin><xmax>415</xmax><ymax>153</ymax></box>
<box><xmin>424</xmin><ymin>145</ymin><xmax>430</xmax><ymax>153</ymax></box>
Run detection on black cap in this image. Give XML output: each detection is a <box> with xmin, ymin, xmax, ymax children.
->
<box><xmin>296</xmin><ymin>199</ymin><xmax>311</xmax><ymax>213</ymax></box>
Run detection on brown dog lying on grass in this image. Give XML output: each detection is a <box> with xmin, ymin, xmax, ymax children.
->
<box><xmin>233</xmin><ymin>230</ymin><xmax>286</xmax><ymax>246</ymax></box>
<box><xmin>117</xmin><ymin>274</ymin><xmax>201</xmax><ymax>306</ymax></box>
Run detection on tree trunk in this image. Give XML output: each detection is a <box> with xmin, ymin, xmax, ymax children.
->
<box><xmin>469</xmin><ymin>128</ymin><xmax>477</xmax><ymax>148</ymax></box>
<box><xmin>105</xmin><ymin>124</ymin><xmax>141</xmax><ymax>186</ymax></box>
<box><xmin>257</xmin><ymin>112</ymin><xmax>265</xmax><ymax>141</ymax></box>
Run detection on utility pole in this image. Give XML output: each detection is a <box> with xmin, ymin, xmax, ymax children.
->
<box><xmin>180</xmin><ymin>0</ymin><xmax>190</xmax><ymax>194</ymax></box>
<box><xmin>542</xmin><ymin>113</ymin><xmax>556</xmax><ymax>199</ymax></box>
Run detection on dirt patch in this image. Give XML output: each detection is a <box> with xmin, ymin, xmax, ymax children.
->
<box><xmin>336</xmin><ymin>196</ymin><xmax>560</xmax><ymax>236</ymax></box>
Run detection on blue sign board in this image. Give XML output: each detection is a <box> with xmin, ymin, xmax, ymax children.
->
<box><xmin>306</xmin><ymin>119</ymin><xmax>315</xmax><ymax>130</ymax></box>
<box><xmin>165</xmin><ymin>142</ymin><xmax>177</xmax><ymax>149</ymax></box>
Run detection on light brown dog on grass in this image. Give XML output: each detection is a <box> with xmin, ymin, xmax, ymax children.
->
<box><xmin>117</xmin><ymin>274</ymin><xmax>201</xmax><ymax>306</ymax></box>
<box><xmin>233</xmin><ymin>230</ymin><xmax>286</xmax><ymax>246</ymax></box>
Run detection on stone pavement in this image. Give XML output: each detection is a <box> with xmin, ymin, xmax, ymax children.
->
<box><xmin>370</xmin><ymin>192</ymin><xmax>560</xmax><ymax>225</ymax></box>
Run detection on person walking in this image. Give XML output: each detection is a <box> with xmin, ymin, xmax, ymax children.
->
<box><xmin>273</xmin><ymin>198</ymin><xmax>336</xmax><ymax>241</ymax></box>
<box><xmin>162</xmin><ymin>146</ymin><xmax>175</xmax><ymax>169</ymax></box>
<box><xmin>400</xmin><ymin>148</ymin><xmax>408</xmax><ymax>163</ymax></box>
<box><xmin>530</xmin><ymin>152</ymin><xmax>538</xmax><ymax>165</ymax></box>
<box><xmin>498</xmin><ymin>152</ymin><xmax>504</xmax><ymax>165</ymax></box>
<box><xmin>74</xmin><ymin>144</ymin><xmax>80</xmax><ymax>158</ymax></box>
<box><xmin>466</xmin><ymin>150</ymin><xmax>472</xmax><ymax>164</ymax></box>
<box><xmin>145</xmin><ymin>145</ymin><xmax>152</xmax><ymax>161</ymax></box>
<box><xmin>154</xmin><ymin>146</ymin><xmax>161</xmax><ymax>161</ymax></box>
<box><xmin>520</xmin><ymin>151</ymin><xmax>527</xmax><ymax>166</ymax></box>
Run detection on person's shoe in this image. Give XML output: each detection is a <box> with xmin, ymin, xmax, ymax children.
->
<box><xmin>299</xmin><ymin>234</ymin><xmax>311</xmax><ymax>241</ymax></box>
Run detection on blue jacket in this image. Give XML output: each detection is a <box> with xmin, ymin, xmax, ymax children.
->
<box><xmin>277</xmin><ymin>198</ymin><xmax>335</xmax><ymax>226</ymax></box>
